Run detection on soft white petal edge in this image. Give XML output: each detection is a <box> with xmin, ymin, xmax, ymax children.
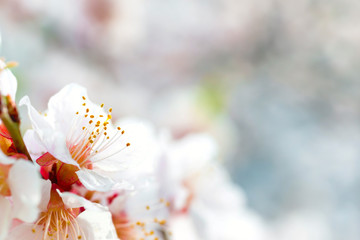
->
<box><xmin>8</xmin><ymin>160</ymin><xmax>42</xmax><ymax>222</ymax></box>
<box><xmin>0</xmin><ymin>60</ymin><xmax>17</xmax><ymax>100</ymax></box>
<box><xmin>0</xmin><ymin>196</ymin><xmax>12</xmax><ymax>240</ymax></box>
<box><xmin>19</xmin><ymin>96</ymin><xmax>79</xmax><ymax>167</ymax></box>
<box><xmin>76</xmin><ymin>168</ymin><xmax>133</xmax><ymax>192</ymax></box>
<box><xmin>0</xmin><ymin>150</ymin><xmax>15</xmax><ymax>165</ymax></box>
<box><xmin>59</xmin><ymin>191</ymin><xmax>119</xmax><ymax>240</ymax></box>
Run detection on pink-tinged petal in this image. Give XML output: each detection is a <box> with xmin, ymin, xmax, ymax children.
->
<box><xmin>8</xmin><ymin>160</ymin><xmax>41</xmax><ymax>222</ymax></box>
<box><xmin>0</xmin><ymin>196</ymin><xmax>11</xmax><ymax>240</ymax></box>
<box><xmin>23</xmin><ymin>129</ymin><xmax>46</xmax><ymax>161</ymax></box>
<box><xmin>36</xmin><ymin>152</ymin><xmax>57</xmax><ymax>166</ymax></box>
<box><xmin>0</xmin><ymin>60</ymin><xmax>17</xmax><ymax>100</ymax></box>
<box><xmin>76</xmin><ymin>169</ymin><xmax>133</xmax><ymax>192</ymax></box>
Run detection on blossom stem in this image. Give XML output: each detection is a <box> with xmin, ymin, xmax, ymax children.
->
<box><xmin>0</xmin><ymin>95</ymin><xmax>32</xmax><ymax>161</ymax></box>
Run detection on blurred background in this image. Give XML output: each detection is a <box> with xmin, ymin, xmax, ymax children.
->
<box><xmin>0</xmin><ymin>0</ymin><xmax>359</xmax><ymax>239</ymax></box>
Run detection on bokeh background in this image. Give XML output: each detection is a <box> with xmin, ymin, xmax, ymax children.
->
<box><xmin>1</xmin><ymin>1</ymin><xmax>359</xmax><ymax>239</ymax></box>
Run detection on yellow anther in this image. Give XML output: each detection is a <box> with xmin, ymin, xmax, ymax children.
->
<box><xmin>126</xmin><ymin>143</ymin><xmax>131</xmax><ymax>147</ymax></box>
<box><xmin>82</xmin><ymin>96</ymin><xmax>86</xmax><ymax>100</ymax></box>
<box><xmin>100</xmin><ymin>103</ymin><xmax>104</xmax><ymax>108</ymax></box>
<box><xmin>146</xmin><ymin>206</ymin><xmax>150</xmax><ymax>210</ymax></box>
<box><xmin>5</xmin><ymin>61</ymin><xmax>18</xmax><ymax>68</ymax></box>
<box><xmin>90</xmin><ymin>115</ymin><xmax>94</xmax><ymax>118</ymax></box>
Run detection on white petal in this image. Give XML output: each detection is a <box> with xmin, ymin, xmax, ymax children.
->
<box><xmin>76</xmin><ymin>169</ymin><xmax>133</xmax><ymax>192</ymax></box>
<box><xmin>23</xmin><ymin>129</ymin><xmax>47</xmax><ymax>161</ymax></box>
<box><xmin>20</xmin><ymin>96</ymin><xmax>79</xmax><ymax>167</ymax></box>
<box><xmin>59</xmin><ymin>191</ymin><xmax>98</xmax><ymax>210</ymax></box>
<box><xmin>170</xmin><ymin>133</ymin><xmax>218</xmax><ymax>178</ymax></box>
<box><xmin>0</xmin><ymin>196</ymin><xmax>12</xmax><ymax>240</ymax></box>
<box><xmin>38</xmin><ymin>179</ymin><xmax>52</xmax><ymax>212</ymax></box>
<box><xmin>108</xmin><ymin>194</ymin><xmax>127</xmax><ymax>214</ymax></box>
<box><xmin>170</xmin><ymin>215</ymin><xmax>200</xmax><ymax>240</ymax></box>
<box><xmin>0</xmin><ymin>150</ymin><xmax>15</xmax><ymax>165</ymax></box>
<box><xmin>0</xmin><ymin>60</ymin><xmax>17</xmax><ymax>99</ymax></box>
<box><xmin>77</xmin><ymin>207</ymin><xmax>119</xmax><ymax>240</ymax></box>
<box><xmin>8</xmin><ymin>160</ymin><xmax>41</xmax><ymax>222</ymax></box>
<box><xmin>58</xmin><ymin>191</ymin><xmax>119</xmax><ymax>240</ymax></box>
<box><xmin>47</xmin><ymin>83</ymin><xmax>88</xmax><ymax>135</ymax></box>
<box><xmin>6</xmin><ymin>223</ymin><xmax>40</xmax><ymax>240</ymax></box>
<box><xmin>19</xmin><ymin>96</ymin><xmax>53</xmax><ymax>134</ymax></box>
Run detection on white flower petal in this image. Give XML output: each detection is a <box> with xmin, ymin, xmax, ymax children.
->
<box><xmin>20</xmin><ymin>96</ymin><xmax>79</xmax><ymax>167</ymax></box>
<box><xmin>0</xmin><ymin>196</ymin><xmax>12</xmax><ymax>240</ymax></box>
<box><xmin>58</xmin><ymin>191</ymin><xmax>119</xmax><ymax>240</ymax></box>
<box><xmin>6</xmin><ymin>223</ymin><xmax>41</xmax><ymax>240</ymax></box>
<box><xmin>76</xmin><ymin>169</ymin><xmax>133</xmax><ymax>192</ymax></box>
<box><xmin>8</xmin><ymin>160</ymin><xmax>41</xmax><ymax>222</ymax></box>
<box><xmin>59</xmin><ymin>191</ymin><xmax>99</xmax><ymax>210</ymax></box>
<box><xmin>0</xmin><ymin>60</ymin><xmax>17</xmax><ymax>99</ymax></box>
<box><xmin>38</xmin><ymin>179</ymin><xmax>51</xmax><ymax>212</ymax></box>
<box><xmin>0</xmin><ymin>150</ymin><xmax>15</xmax><ymax>165</ymax></box>
<box><xmin>23</xmin><ymin>129</ymin><xmax>47</xmax><ymax>161</ymax></box>
<box><xmin>77</xmin><ymin>207</ymin><xmax>119</xmax><ymax>240</ymax></box>
<box><xmin>47</xmin><ymin>83</ymin><xmax>89</xmax><ymax>135</ymax></box>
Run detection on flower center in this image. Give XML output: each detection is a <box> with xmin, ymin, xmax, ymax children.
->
<box><xmin>31</xmin><ymin>188</ymin><xmax>85</xmax><ymax>240</ymax></box>
<box><xmin>66</xmin><ymin>96</ymin><xmax>130</xmax><ymax>169</ymax></box>
<box><xmin>32</xmin><ymin>208</ymin><xmax>84</xmax><ymax>240</ymax></box>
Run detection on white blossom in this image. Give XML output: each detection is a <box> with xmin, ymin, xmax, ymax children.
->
<box><xmin>20</xmin><ymin>83</ymin><xmax>143</xmax><ymax>192</ymax></box>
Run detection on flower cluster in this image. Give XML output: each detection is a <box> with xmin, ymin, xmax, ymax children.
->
<box><xmin>0</xmin><ymin>59</ymin><xmax>262</xmax><ymax>240</ymax></box>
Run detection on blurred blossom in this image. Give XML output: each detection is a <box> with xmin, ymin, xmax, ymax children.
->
<box><xmin>0</xmin><ymin>0</ymin><xmax>359</xmax><ymax>239</ymax></box>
